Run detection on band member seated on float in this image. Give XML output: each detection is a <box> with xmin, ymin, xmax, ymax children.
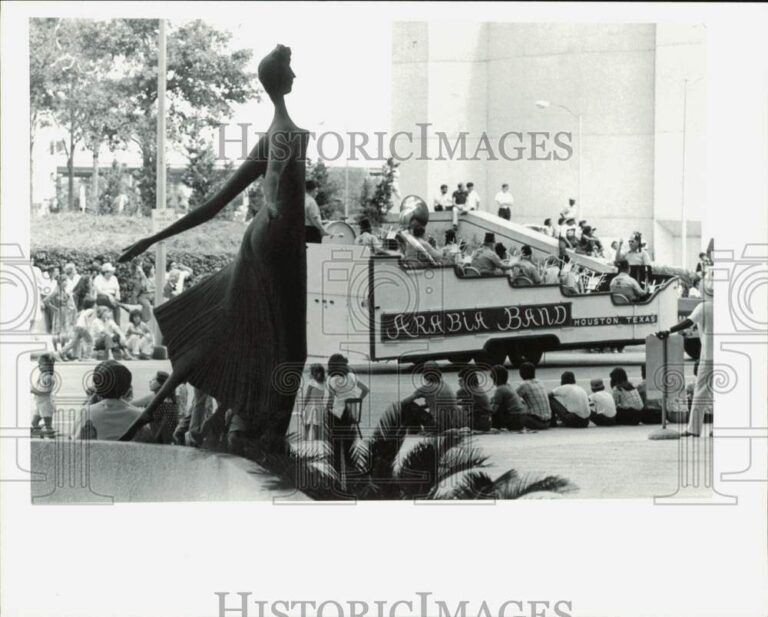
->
<box><xmin>510</xmin><ymin>245</ymin><xmax>542</xmax><ymax>286</ymax></box>
<box><xmin>609</xmin><ymin>260</ymin><xmax>649</xmax><ymax>302</ymax></box>
<box><xmin>471</xmin><ymin>232</ymin><xmax>515</xmax><ymax>276</ymax></box>
<box><xmin>354</xmin><ymin>218</ymin><xmax>383</xmax><ymax>255</ymax></box>
<box><xmin>402</xmin><ymin>224</ymin><xmax>442</xmax><ymax>266</ymax></box>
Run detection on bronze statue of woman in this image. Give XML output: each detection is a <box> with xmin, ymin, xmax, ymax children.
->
<box><xmin>118</xmin><ymin>45</ymin><xmax>308</xmax><ymax>453</ymax></box>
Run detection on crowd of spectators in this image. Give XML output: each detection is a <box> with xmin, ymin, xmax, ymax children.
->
<box><xmin>32</xmin><ymin>253</ymin><xmax>194</xmax><ymax>362</ymax></box>
<box><xmin>388</xmin><ymin>360</ymin><xmax>694</xmax><ymax>436</ymax></box>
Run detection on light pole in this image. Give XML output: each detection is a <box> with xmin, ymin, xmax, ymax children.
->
<box><xmin>680</xmin><ymin>77</ymin><xmax>703</xmax><ymax>271</ymax></box>
<box><xmin>153</xmin><ymin>20</ymin><xmax>167</xmax><ymax>342</ymax></box>
<box><xmin>536</xmin><ymin>100</ymin><xmax>583</xmax><ymax>220</ymax></box>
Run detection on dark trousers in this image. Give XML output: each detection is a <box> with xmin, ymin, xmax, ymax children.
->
<box><xmin>329</xmin><ymin>412</ymin><xmax>356</xmax><ymax>477</ymax></box>
<box><xmin>401</xmin><ymin>402</ymin><xmax>436</xmax><ymax>434</ymax></box>
<box><xmin>493</xmin><ymin>411</ymin><xmax>525</xmax><ymax>431</ymax></box>
<box><xmin>305</xmin><ymin>226</ymin><xmax>322</xmax><ymax>244</ymax></box>
<box><xmin>497</xmin><ymin>207</ymin><xmax>511</xmax><ymax>221</ymax></box>
<box><xmin>590</xmin><ymin>412</ymin><xmax>616</xmax><ymax>426</ymax></box>
<box><xmin>641</xmin><ymin>407</ymin><xmax>662</xmax><ymax>425</ymax></box>
<box><xmin>615</xmin><ymin>407</ymin><xmax>642</xmax><ymax>425</ymax></box>
<box><xmin>549</xmin><ymin>394</ymin><xmax>590</xmax><ymax>428</ymax></box>
<box><xmin>523</xmin><ymin>414</ymin><xmax>551</xmax><ymax>430</ymax></box>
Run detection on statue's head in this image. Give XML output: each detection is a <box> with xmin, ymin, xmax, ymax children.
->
<box><xmin>258</xmin><ymin>44</ymin><xmax>295</xmax><ymax>98</ymax></box>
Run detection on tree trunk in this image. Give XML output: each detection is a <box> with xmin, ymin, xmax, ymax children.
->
<box><xmin>91</xmin><ymin>144</ymin><xmax>100</xmax><ymax>214</ymax></box>
<box><xmin>67</xmin><ymin>125</ymin><xmax>75</xmax><ymax>212</ymax></box>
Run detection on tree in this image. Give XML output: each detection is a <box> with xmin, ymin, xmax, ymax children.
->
<box><xmin>358</xmin><ymin>159</ymin><xmax>397</xmax><ymax>226</ymax></box>
<box><xmin>306</xmin><ymin>158</ymin><xmax>344</xmax><ymax>220</ymax></box>
<box><xmin>108</xmin><ymin>19</ymin><xmax>259</xmax><ymax>215</ymax></box>
<box><xmin>181</xmin><ymin>137</ymin><xmax>236</xmax><ymax>218</ymax></box>
<box><xmin>30</xmin><ymin>19</ymin><xmax>131</xmax><ymax>212</ymax></box>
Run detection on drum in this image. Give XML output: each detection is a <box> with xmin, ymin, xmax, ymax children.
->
<box><xmin>323</xmin><ymin>220</ymin><xmax>356</xmax><ymax>245</ymax></box>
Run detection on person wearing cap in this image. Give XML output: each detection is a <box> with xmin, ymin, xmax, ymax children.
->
<box><xmin>609</xmin><ymin>260</ymin><xmax>649</xmax><ymax>302</ymax></box>
<box><xmin>400</xmin><ymin>361</ymin><xmax>458</xmax><ymax>433</ymax></box>
<box><xmin>510</xmin><ymin>245</ymin><xmax>542</xmax><ymax>286</ymax></box>
<box><xmin>93</xmin><ymin>262</ymin><xmax>122</xmax><ymax>325</ymax></box>
<box><xmin>354</xmin><ymin>218</ymin><xmax>383</xmax><ymax>254</ymax></box>
<box><xmin>71</xmin><ymin>361</ymin><xmax>148</xmax><ymax>441</ymax></box>
<box><xmin>494</xmin><ymin>184</ymin><xmax>514</xmax><ymax>220</ymax></box>
<box><xmin>548</xmin><ymin>371</ymin><xmax>590</xmax><ymax>428</ymax></box>
<box><xmin>656</xmin><ymin>271</ymin><xmax>714</xmax><ymax>437</ymax></box>
<box><xmin>471</xmin><ymin>233</ymin><xmax>515</xmax><ymax>276</ymax></box>
<box><xmin>588</xmin><ymin>378</ymin><xmax>617</xmax><ymax>426</ymax></box>
<box><xmin>403</xmin><ymin>224</ymin><xmax>442</xmax><ymax>265</ymax></box>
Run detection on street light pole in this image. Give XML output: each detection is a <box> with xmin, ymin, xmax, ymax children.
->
<box><xmin>153</xmin><ymin>20</ymin><xmax>167</xmax><ymax>341</ymax></box>
<box><xmin>681</xmin><ymin>79</ymin><xmax>689</xmax><ymax>271</ymax></box>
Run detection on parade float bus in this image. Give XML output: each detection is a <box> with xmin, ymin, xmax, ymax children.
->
<box><xmin>308</xmin><ymin>203</ymin><xmax>692</xmax><ymax>366</ymax></box>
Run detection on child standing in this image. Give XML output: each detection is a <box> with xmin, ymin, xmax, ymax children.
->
<box><xmin>31</xmin><ymin>353</ymin><xmax>56</xmax><ymax>437</ymax></box>
<box><xmin>301</xmin><ymin>364</ymin><xmax>327</xmax><ymax>441</ymax></box>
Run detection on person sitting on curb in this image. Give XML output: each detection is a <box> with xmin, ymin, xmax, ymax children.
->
<box><xmin>609</xmin><ymin>367</ymin><xmax>643</xmax><ymax>425</ymax></box>
<box><xmin>636</xmin><ymin>364</ymin><xmax>662</xmax><ymax>425</ymax></box>
<box><xmin>548</xmin><ymin>371</ymin><xmax>591</xmax><ymax>428</ymax></box>
<box><xmin>400</xmin><ymin>361</ymin><xmax>459</xmax><ymax>434</ymax></box>
<box><xmin>71</xmin><ymin>361</ymin><xmax>150</xmax><ymax>441</ymax></box>
<box><xmin>90</xmin><ymin>306</ymin><xmax>133</xmax><ymax>360</ymax></box>
<box><xmin>489</xmin><ymin>364</ymin><xmax>528</xmax><ymax>431</ymax></box>
<box><xmin>515</xmin><ymin>362</ymin><xmax>552</xmax><ymax>430</ymax></box>
<box><xmin>588</xmin><ymin>378</ymin><xmax>617</xmax><ymax>426</ymax></box>
<box><xmin>456</xmin><ymin>365</ymin><xmax>493</xmax><ymax>432</ymax></box>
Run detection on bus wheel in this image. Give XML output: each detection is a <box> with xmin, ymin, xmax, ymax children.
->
<box><xmin>509</xmin><ymin>345</ymin><xmax>543</xmax><ymax>368</ymax></box>
<box><xmin>684</xmin><ymin>337</ymin><xmax>701</xmax><ymax>361</ymax></box>
<box><xmin>476</xmin><ymin>344</ymin><xmax>506</xmax><ymax>367</ymax></box>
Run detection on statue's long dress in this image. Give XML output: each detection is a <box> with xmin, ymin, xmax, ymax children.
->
<box><xmin>154</xmin><ymin>130</ymin><xmax>308</xmax><ymax>441</ymax></box>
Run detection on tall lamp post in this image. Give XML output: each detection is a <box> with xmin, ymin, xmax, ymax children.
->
<box><xmin>153</xmin><ymin>20</ymin><xmax>167</xmax><ymax>342</ymax></box>
<box><xmin>536</xmin><ymin>100</ymin><xmax>583</xmax><ymax>220</ymax></box>
<box><xmin>680</xmin><ymin>77</ymin><xmax>703</xmax><ymax>271</ymax></box>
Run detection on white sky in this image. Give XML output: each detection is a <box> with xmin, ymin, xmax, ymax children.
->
<box><xmin>198</xmin><ymin>17</ymin><xmax>392</xmax><ymax>165</ymax></box>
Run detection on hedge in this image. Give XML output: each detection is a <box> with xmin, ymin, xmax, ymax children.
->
<box><xmin>29</xmin><ymin>247</ymin><xmax>233</xmax><ymax>302</ymax></box>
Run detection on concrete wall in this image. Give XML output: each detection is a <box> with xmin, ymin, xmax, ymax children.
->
<box><xmin>391</xmin><ymin>22</ymin><xmax>706</xmax><ymax>266</ymax></box>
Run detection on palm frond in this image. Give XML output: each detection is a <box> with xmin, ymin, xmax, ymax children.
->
<box><xmin>430</xmin><ymin>469</ymin><xmax>496</xmax><ymax>500</ymax></box>
<box><xmin>394</xmin><ymin>438</ymin><xmax>440</xmax><ymax>499</ymax></box>
<box><xmin>492</xmin><ymin>472</ymin><xmax>578</xmax><ymax>499</ymax></box>
<box><xmin>437</xmin><ymin>443</ymin><xmax>490</xmax><ymax>483</ymax></box>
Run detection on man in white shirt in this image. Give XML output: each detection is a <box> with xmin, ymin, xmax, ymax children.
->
<box><xmin>656</xmin><ymin>271</ymin><xmax>714</xmax><ymax>437</ymax></box>
<box><xmin>548</xmin><ymin>371</ymin><xmax>591</xmax><ymax>427</ymax></box>
<box><xmin>609</xmin><ymin>260</ymin><xmax>649</xmax><ymax>302</ymax></box>
<box><xmin>433</xmin><ymin>184</ymin><xmax>453</xmax><ymax>211</ymax></box>
<box><xmin>494</xmin><ymin>183</ymin><xmax>514</xmax><ymax>220</ymax></box>
<box><xmin>453</xmin><ymin>182</ymin><xmax>480</xmax><ymax>226</ymax></box>
<box><xmin>93</xmin><ymin>262</ymin><xmax>122</xmax><ymax>324</ymax></box>
<box><xmin>589</xmin><ymin>378</ymin><xmax>617</xmax><ymax>425</ymax></box>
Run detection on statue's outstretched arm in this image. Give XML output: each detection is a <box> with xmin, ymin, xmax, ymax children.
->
<box><xmin>118</xmin><ymin>139</ymin><xmax>268</xmax><ymax>262</ymax></box>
